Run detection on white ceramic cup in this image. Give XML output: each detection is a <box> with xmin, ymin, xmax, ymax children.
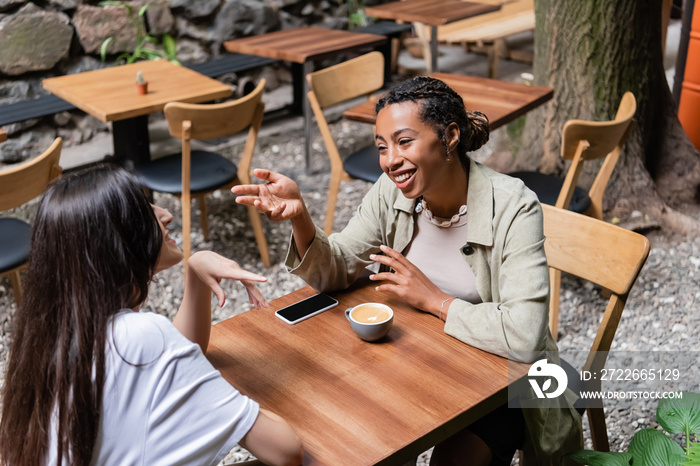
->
<box><xmin>344</xmin><ymin>302</ymin><xmax>394</xmax><ymax>342</ymax></box>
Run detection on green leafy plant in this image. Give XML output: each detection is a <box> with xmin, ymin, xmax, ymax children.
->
<box><xmin>344</xmin><ymin>0</ymin><xmax>370</xmax><ymax>30</ymax></box>
<box><xmin>569</xmin><ymin>391</ymin><xmax>700</xmax><ymax>465</ymax></box>
<box><xmin>99</xmin><ymin>1</ymin><xmax>179</xmax><ymax>65</ymax></box>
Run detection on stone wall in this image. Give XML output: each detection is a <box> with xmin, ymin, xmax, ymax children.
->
<box><xmin>0</xmin><ymin>0</ymin><xmax>382</xmax><ymax>163</ymax></box>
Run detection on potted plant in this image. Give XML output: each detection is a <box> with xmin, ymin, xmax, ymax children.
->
<box><xmin>568</xmin><ymin>390</ymin><xmax>700</xmax><ymax>465</ymax></box>
<box><xmin>136</xmin><ymin>71</ymin><xmax>148</xmax><ymax>95</ymax></box>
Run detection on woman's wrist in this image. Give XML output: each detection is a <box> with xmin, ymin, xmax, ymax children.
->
<box><xmin>290</xmin><ymin>204</ymin><xmax>316</xmax><ymax>255</ymax></box>
<box><xmin>438</xmin><ymin>296</ymin><xmax>456</xmax><ymax>321</ymax></box>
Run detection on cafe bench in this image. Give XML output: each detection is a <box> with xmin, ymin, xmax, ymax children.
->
<box><xmin>414</xmin><ymin>0</ymin><xmax>534</xmax><ymax>78</ymax></box>
<box><xmin>0</xmin><ymin>53</ymin><xmax>279</xmax><ymax>128</ymax></box>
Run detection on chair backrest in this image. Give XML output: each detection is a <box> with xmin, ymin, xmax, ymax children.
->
<box><xmin>542</xmin><ymin>204</ymin><xmax>650</xmax><ymax>373</ymax></box>
<box><xmin>0</xmin><ymin>137</ymin><xmax>63</xmax><ymax>211</ymax></box>
<box><xmin>164</xmin><ymin>79</ymin><xmax>266</xmax><ymax>185</ymax></box>
<box><xmin>164</xmin><ymin>79</ymin><xmax>266</xmax><ymax>141</ymax></box>
<box><xmin>556</xmin><ymin>92</ymin><xmax>636</xmax><ymax>218</ymax></box>
<box><xmin>306</xmin><ymin>51</ymin><xmax>384</xmax><ymax>109</ymax></box>
<box><xmin>560</xmin><ymin>92</ymin><xmax>636</xmax><ymax>162</ymax></box>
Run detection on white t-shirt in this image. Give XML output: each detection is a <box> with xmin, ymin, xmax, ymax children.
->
<box><xmin>48</xmin><ymin>310</ymin><xmax>259</xmax><ymax>466</ymax></box>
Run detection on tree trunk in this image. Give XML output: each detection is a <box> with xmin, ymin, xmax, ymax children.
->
<box><xmin>515</xmin><ymin>0</ymin><xmax>700</xmax><ymax>235</ymax></box>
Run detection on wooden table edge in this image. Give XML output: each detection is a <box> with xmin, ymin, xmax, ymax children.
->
<box><xmin>342</xmin><ymin>82</ymin><xmax>554</xmax><ymax>131</ymax></box>
<box><xmin>104</xmin><ymin>88</ymin><xmax>233</xmax><ymax>122</ymax></box>
<box><xmin>487</xmin><ymin>87</ymin><xmax>554</xmax><ymax>130</ymax></box>
<box><xmin>365</xmin><ymin>2</ymin><xmax>501</xmax><ymax>26</ymax></box>
<box><xmin>0</xmin><ymin>129</ymin><xmax>6</xmax><ymax>143</ymax></box>
<box><xmin>41</xmin><ymin>82</ymin><xmax>110</xmax><ymax>122</ymax></box>
<box><xmin>42</xmin><ymin>83</ymin><xmax>232</xmax><ymax>123</ymax></box>
<box><xmin>223</xmin><ymin>28</ymin><xmax>387</xmax><ymax>63</ymax></box>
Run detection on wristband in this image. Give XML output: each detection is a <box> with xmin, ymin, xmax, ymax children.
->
<box><xmin>439</xmin><ymin>297</ymin><xmax>456</xmax><ymax>321</ymax></box>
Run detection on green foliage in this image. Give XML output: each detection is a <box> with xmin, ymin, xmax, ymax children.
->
<box><xmin>628</xmin><ymin>428</ymin><xmax>684</xmax><ymax>465</ymax></box>
<box><xmin>567</xmin><ymin>450</ymin><xmax>632</xmax><ymax>466</ymax></box>
<box><xmin>343</xmin><ymin>0</ymin><xmax>370</xmax><ymax>29</ymax></box>
<box><xmin>686</xmin><ymin>441</ymin><xmax>700</xmax><ymax>465</ymax></box>
<box><xmin>568</xmin><ymin>391</ymin><xmax>699</xmax><ymax>466</ymax></box>
<box><xmin>99</xmin><ymin>1</ymin><xmax>179</xmax><ymax>66</ymax></box>
<box><xmin>658</xmin><ymin>392</ymin><xmax>700</xmax><ymax>437</ymax></box>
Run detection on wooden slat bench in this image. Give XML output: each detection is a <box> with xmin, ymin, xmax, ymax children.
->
<box><xmin>414</xmin><ymin>0</ymin><xmax>534</xmax><ymax>78</ymax></box>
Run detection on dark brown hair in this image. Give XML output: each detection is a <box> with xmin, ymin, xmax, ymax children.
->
<box><xmin>0</xmin><ymin>164</ymin><xmax>162</xmax><ymax>465</ymax></box>
<box><xmin>376</xmin><ymin>76</ymin><xmax>490</xmax><ymax>170</ymax></box>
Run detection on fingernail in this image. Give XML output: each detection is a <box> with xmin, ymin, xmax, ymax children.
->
<box><xmin>369</xmin><ymin>254</ymin><xmax>376</xmax><ymax>260</ymax></box>
<box><xmin>369</xmin><ymin>274</ymin><xmax>375</xmax><ymax>279</ymax></box>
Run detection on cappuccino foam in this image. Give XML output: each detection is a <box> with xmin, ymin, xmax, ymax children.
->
<box><xmin>351</xmin><ymin>305</ymin><xmax>391</xmax><ymax>324</ymax></box>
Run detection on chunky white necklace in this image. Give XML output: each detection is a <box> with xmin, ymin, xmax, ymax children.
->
<box><xmin>414</xmin><ymin>198</ymin><xmax>468</xmax><ymax>227</ymax></box>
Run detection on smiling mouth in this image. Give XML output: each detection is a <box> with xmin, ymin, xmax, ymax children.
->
<box><xmin>393</xmin><ymin>171</ymin><xmax>415</xmax><ymax>183</ymax></box>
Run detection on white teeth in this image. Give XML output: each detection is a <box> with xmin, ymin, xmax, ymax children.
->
<box><xmin>394</xmin><ymin>172</ymin><xmax>412</xmax><ymax>183</ymax></box>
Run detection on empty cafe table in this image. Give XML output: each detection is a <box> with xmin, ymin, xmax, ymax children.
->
<box><xmin>224</xmin><ymin>27</ymin><xmax>386</xmax><ymax>170</ymax></box>
<box><xmin>207</xmin><ymin>279</ymin><xmax>529</xmax><ymax>465</ymax></box>
<box><xmin>42</xmin><ymin>60</ymin><xmax>232</xmax><ymax>167</ymax></box>
<box><xmin>344</xmin><ymin>72</ymin><xmax>553</xmax><ymax>131</ymax></box>
<box><xmin>365</xmin><ymin>0</ymin><xmax>500</xmax><ymax>73</ymax></box>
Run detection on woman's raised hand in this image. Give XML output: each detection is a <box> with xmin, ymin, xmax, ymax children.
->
<box><xmin>188</xmin><ymin>251</ymin><xmax>268</xmax><ymax>309</ymax></box>
<box><xmin>232</xmin><ymin>169</ymin><xmax>306</xmax><ymax>222</ymax></box>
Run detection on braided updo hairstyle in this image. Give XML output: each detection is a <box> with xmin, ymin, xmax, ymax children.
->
<box><xmin>375</xmin><ymin>76</ymin><xmax>489</xmax><ymax>170</ymax></box>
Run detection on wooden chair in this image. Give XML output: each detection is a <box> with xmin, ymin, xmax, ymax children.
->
<box><xmin>134</xmin><ymin>80</ymin><xmax>270</xmax><ymax>266</ymax></box>
<box><xmin>306</xmin><ymin>51</ymin><xmax>386</xmax><ymax>234</ymax></box>
<box><xmin>511</xmin><ymin>92</ymin><xmax>636</xmax><ymax>220</ymax></box>
<box><xmin>0</xmin><ymin>137</ymin><xmax>63</xmax><ymax>304</ymax></box>
<box><xmin>511</xmin><ymin>92</ymin><xmax>636</xmax><ymax>339</ymax></box>
<box><xmin>541</xmin><ymin>204</ymin><xmax>650</xmax><ymax>452</ymax></box>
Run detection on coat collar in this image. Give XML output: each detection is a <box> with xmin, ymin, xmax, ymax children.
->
<box><xmin>465</xmin><ymin>159</ymin><xmax>494</xmax><ymax>247</ymax></box>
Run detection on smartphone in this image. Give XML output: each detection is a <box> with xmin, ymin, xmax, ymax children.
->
<box><xmin>275</xmin><ymin>292</ymin><xmax>339</xmax><ymax>324</ymax></box>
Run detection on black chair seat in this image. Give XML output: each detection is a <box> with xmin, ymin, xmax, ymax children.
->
<box><xmin>509</xmin><ymin>171</ymin><xmax>591</xmax><ymax>214</ymax></box>
<box><xmin>0</xmin><ymin>218</ymin><xmax>31</xmax><ymax>274</ymax></box>
<box><xmin>135</xmin><ymin>151</ymin><xmax>238</xmax><ymax>194</ymax></box>
<box><xmin>343</xmin><ymin>145</ymin><xmax>384</xmax><ymax>182</ymax></box>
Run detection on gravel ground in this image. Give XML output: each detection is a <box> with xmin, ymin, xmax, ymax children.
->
<box><xmin>1</xmin><ymin>113</ymin><xmax>698</xmax><ymax>464</ymax></box>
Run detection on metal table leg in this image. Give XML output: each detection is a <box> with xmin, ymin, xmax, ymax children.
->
<box><xmin>112</xmin><ymin>115</ymin><xmax>150</xmax><ymax>169</ymax></box>
<box><xmin>302</xmin><ymin>61</ymin><xmax>313</xmax><ymax>173</ymax></box>
<box><xmin>430</xmin><ymin>25</ymin><xmax>439</xmax><ymax>73</ymax></box>
<box><xmin>291</xmin><ymin>61</ymin><xmax>314</xmax><ymax>173</ymax></box>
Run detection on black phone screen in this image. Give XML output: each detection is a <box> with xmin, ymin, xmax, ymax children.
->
<box><xmin>275</xmin><ymin>293</ymin><xmax>339</xmax><ymax>324</ymax></box>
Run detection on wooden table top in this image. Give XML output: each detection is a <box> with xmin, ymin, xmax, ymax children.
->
<box><xmin>344</xmin><ymin>73</ymin><xmax>554</xmax><ymax>131</ymax></box>
<box><xmin>42</xmin><ymin>60</ymin><xmax>232</xmax><ymax>122</ymax></box>
<box><xmin>365</xmin><ymin>0</ymin><xmax>500</xmax><ymax>26</ymax></box>
<box><xmin>207</xmin><ymin>280</ymin><xmax>527</xmax><ymax>465</ymax></box>
<box><xmin>224</xmin><ymin>27</ymin><xmax>386</xmax><ymax>64</ymax></box>
<box><xmin>0</xmin><ymin>129</ymin><xmax>6</xmax><ymax>143</ymax></box>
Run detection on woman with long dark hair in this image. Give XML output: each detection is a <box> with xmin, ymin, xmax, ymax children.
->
<box><xmin>0</xmin><ymin>164</ymin><xmax>302</xmax><ymax>466</ymax></box>
<box><xmin>233</xmin><ymin>76</ymin><xmax>582</xmax><ymax>465</ymax></box>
